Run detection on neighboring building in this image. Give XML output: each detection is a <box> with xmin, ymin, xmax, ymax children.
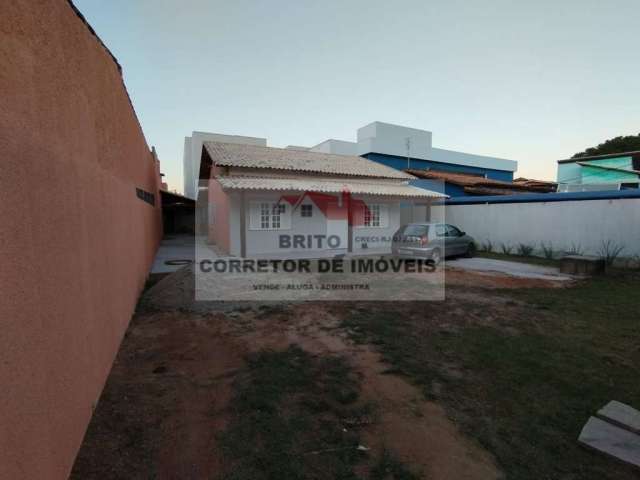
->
<box><xmin>183</xmin><ymin>131</ymin><xmax>266</xmax><ymax>199</ymax></box>
<box><xmin>199</xmin><ymin>142</ymin><xmax>444</xmax><ymax>257</ymax></box>
<box><xmin>182</xmin><ymin>122</ymin><xmax>520</xmax><ymax>199</ymax></box>
<box><xmin>407</xmin><ymin>169</ymin><xmax>556</xmax><ymax>196</ymax></box>
<box><xmin>308</xmin><ymin>122</ymin><xmax>518</xmax><ymax>183</ymax></box>
<box><xmin>557</xmin><ymin>151</ymin><xmax>640</xmax><ymax>192</ymax></box>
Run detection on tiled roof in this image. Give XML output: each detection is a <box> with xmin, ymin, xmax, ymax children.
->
<box><xmin>407</xmin><ymin>169</ymin><xmax>557</xmax><ymax>194</ymax></box>
<box><xmin>406</xmin><ymin>169</ymin><xmax>514</xmax><ymax>187</ymax></box>
<box><xmin>204</xmin><ymin>141</ymin><xmax>413</xmax><ymax>179</ymax></box>
<box><xmin>215</xmin><ymin>176</ymin><xmax>444</xmax><ymax>198</ymax></box>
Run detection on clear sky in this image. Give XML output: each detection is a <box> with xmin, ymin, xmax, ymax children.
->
<box><xmin>75</xmin><ymin>0</ymin><xmax>639</xmax><ymax>192</ymax></box>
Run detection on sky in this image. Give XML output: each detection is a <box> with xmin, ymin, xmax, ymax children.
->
<box><xmin>75</xmin><ymin>0</ymin><xmax>640</xmax><ymax>192</ymax></box>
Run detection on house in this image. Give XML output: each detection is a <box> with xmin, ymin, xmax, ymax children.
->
<box><xmin>557</xmin><ymin>151</ymin><xmax>640</xmax><ymax>192</ymax></box>
<box><xmin>182</xmin><ymin>122</ymin><xmax>520</xmax><ymax>199</ymax></box>
<box><xmin>198</xmin><ymin>141</ymin><xmax>444</xmax><ymax>258</ymax></box>
<box><xmin>407</xmin><ymin>169</ymin><xmax>557</xmax><ymax>196</ymax></box>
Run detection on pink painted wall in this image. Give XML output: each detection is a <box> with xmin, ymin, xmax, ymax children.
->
<box><xmin>208</xmin><ymin>173</ymin><xmax>232</xmax><ymax>253</ymax></box>
<box><xmin>0</xmin><ymin>2</ymin><xmax>163</xmax><ymax>479</ymax></box>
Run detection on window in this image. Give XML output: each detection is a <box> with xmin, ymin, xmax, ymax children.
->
<box><xmin>446</xmin><ymin>225</ymin><xmax>462</xmax><ymax>237</ymax></box>
<box><xmin>364</xmin><ymin>204</ymin><xmax>381</xmax><ymax>227</ymax></box>
<box><xmin>435</xmin><ymin>224</ymin><xmax>447</xmax><ymax>237</ymax></box>
<box><xmin>251</xmin><ymin>202</ymin><xmax>290</xmax><ymax>230</ymax></box>
<box><xmin>300</xmin><ymin>204</ymin><xmax>313</xmax><ymax>217</ymax></box>
<box><xmin>260</xmin><ymin>203</ymin><xmax>270</xmax><ymax>229</ymax></box>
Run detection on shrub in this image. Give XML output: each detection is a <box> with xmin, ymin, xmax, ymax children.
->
<box><xmin>482</xmin><ymin>240</ymin><xmax>494</xmax><ymax>253</ymax></box>
<box><xmin>517</xmin><ymin>243</ymin><xmax>534</xmax><ymax>257</ymax></box>
<box><xmin>500</xmin><ymin>243</ymin><xmax>513</xmax><ymax>255</ymax></box>
<box><xmin>541</xmin><ymin>242</ymin><xmax>554</xmax><ymax>260</ymax></box>
<box><xmin>484</xmin><ymin>239</ymin><xmax>493</xmax><ymax>253</ymax></box>
<box><xmin>598</xmin><ymin>240</ymin><xmax>625</xmax><ymax>266</ymax></box>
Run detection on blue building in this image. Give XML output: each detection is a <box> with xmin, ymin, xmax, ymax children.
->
<box><xmin>306</xmin><ymin>122</ymin><xmax>519</xmax><ymax>196</ymax></box>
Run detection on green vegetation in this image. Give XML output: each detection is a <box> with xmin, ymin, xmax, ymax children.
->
<box><xmin>572</xmin><ymin>133</ymin><xmax>640</xmax><ymax>158</ymax></box>
<box><xmin>218</xmin><ymin>346</ymin><xmax>416</xmax><ymax>480</ymax></box>
<box><xmin>342</xmin><ymin>275</ymin><xmax>640</xmax><ymax>480</ymax></box>
<box><xmin>371</xmin><ymin>450</ymin><xmax>420</xmax><ymax>480</ymax></box>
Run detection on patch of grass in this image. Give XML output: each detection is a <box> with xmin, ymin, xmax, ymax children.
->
<box><xmin>371</xmin><ymin>449</ymin><xmax>420</xmax><ymax>480</ymax></box>
<box><xmin>219</xmin><ymin>346</ymin><xmax>409</xmax><ymax>480</ymax></box>
<box><xmin>342</xmin><ymin>275</ymin><xmax>640</xmax><ymax>480</ymax></box>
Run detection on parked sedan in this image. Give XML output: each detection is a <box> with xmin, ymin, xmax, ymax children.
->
<box><xmin>391</xmin><ymin>223</ymin><xmax>476</xmax><ymax>264</ymax></box>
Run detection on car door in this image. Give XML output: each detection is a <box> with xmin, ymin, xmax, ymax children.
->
<box><xmin>445</xmin><ymin>224</ymin><xmax>465</xmax><ymax>255</ymax></box>
<box><xmin>433</xmin><ymin>224</ymin><xmax>447</xmax><ymax>255</ymax></box>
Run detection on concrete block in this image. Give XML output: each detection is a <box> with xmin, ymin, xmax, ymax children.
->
<box><xmin>560</xmin><ymin>255</ymin><xmax>605</xmax><ymax>275</ymax></box>
<box><xmin>597</xmin><ymin>401</ymin><xmax>640</xmax><ymax>435</ymax></box>
<box><xmin>578</xmin><ymin>416</ymin><xmax>640</xmax><ymax>468</ymax></box>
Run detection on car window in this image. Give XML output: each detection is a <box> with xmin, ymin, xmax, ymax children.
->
<box><xmin>446</xmin><ymin>225</ymin><xmax>461</xmax><ymax>237</ymax></box>
<box><xmin>434</xmin><ymin>224</ymin><xmax>446</xmax><ymax>237</ymax></box>
<box><xmin>403</xmin><ymin>225</ymin><xmax>428</xmax><ymax>236</ymax></box>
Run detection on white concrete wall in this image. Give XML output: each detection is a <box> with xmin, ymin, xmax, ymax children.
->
<box><xmin>183</xmin><ymin>136</ymin><xmax>193</xmax><ymax>198</ymax></box>
<box><xmin>445</xmin><ymin>198</ymin><xmax>640</xmax><ymax>257</ymax></box>
<box><xmin>352</xmin><ymin>199</ymin><xmax>400</xmax><ymax>254</ymax></box>
<box><xmin>357</xmin><ymin>121</ymin><xmax>433</xmax><ymax>160</ymax></box>
<box><xmin>223</xmin><ymin>191</ymin><xmax>404</xmax><ymax>257</ymax></box>
<box><xmin>355</xmin><ymin>121</ymin><xmax>517</xmax><ymax>172</ymax></box>
<box><xmin>309</xmin><ymin>139</ymin><xmax>357</xmax><ymax>155</ymax></box>
<box><xmin>243</xmin><ymin>191</ymin><xmax>332</xmax><ymax>256</ymax></box>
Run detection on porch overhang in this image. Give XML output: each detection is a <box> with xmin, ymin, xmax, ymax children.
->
<box><xmin>214</xmin><ymin>176</ymin><xmax>446</xmax><ymax>199</ymax></box>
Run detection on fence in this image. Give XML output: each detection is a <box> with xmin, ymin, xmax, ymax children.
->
<box><xmin>442</xmin><ymin>190</ymin><xmax>640</xmax><ymax>259</ymax></box>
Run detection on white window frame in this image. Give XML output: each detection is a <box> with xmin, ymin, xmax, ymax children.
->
<box><xmin>357</xmin><ymin>203</ymin><xmax>389</xmax><ymax>229</ymax></box>
<box><xmin>250</xmin><ymin>201</ymin><xmax>291</xmax><ymax>231</ymax></box>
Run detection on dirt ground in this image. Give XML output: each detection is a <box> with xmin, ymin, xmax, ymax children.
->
<box><xmin>71</xmin><ymin>266</ymin><xmax>571</xmax><ymax>479</ymax></box>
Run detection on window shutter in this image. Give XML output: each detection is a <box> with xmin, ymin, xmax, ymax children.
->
<box><xmin>248</xmin><ymin>202</ymin><xmax>261</xmax><ymax>230</ymax></box>
<box><xmin>379</xmin><ymin>204</ymin><xmax>389</xmax><ymax>228</ymax></box>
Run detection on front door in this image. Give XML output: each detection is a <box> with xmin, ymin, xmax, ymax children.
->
<box><xmin>325</xmin><ymin>202</ymin><xmax>348</xmax><ymax>250</ymax></box>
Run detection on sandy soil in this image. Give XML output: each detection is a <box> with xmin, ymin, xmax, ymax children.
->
<box><xmin>72</xmin><ymin>265</ymin><xmax>568</xmax><ymax>479</ymax></box>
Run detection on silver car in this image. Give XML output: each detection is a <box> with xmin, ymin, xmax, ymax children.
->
<box><xmin>391</xmin><ymin>223</ymin><xmax>476</xmax><ymax>264</ymax></box>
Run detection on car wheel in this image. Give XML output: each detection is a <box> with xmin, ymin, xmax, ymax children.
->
<box><xmin>430</xmin><ymin>248</ymin><xmax>442</xmax><ymax>265</ymax></box>
<box><xmin>465</xmin><ymin>243</ymin><xmax>476</xmax><ymax>258</ymax></box>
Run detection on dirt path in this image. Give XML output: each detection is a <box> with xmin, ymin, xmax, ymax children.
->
<box><xmin>72</xmin><ymin>269</ymin><xmax>509</xmax><ymax>479</ymax></box>
<box><xmin>231</xmin><ymin>304</ymin><xmax>501</xmax><ymax>479</ymax></box>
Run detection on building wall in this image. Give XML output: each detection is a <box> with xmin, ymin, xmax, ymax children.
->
<box><xmin>214</xmin><ymin>190</ymin><xmax>404</xmax><ymax>257</ymax></box>
<box><xmin>445</xmin><ymin>197</ymin><xmax>640</xmax><ymax>257</ymax></box>
<box><xmin>208</xmin><ymin>177</ymin><xmax>232</xmax><ymax>253</ymax></box>
<box><xmin>351</xmin><ymin>199</ymin><xmax>401</xmax><ymax>254</ymax></box>
<box><xmin>364</xmin><ymin>153</ymin><xmax>514</xmax><ymax>182</ymax></box>
<box><xmin>309</xmin><ymin>139</ymin><xmax>357</xmax><ymax>155</ymax></box>
<box><xmin>0</xmin><ymin>2</ymin><xmax>162</xmax><ymax>479</ymax></box>
<box><xmin>557</xmin><ymin>156</ymin><xmax>639</xmax><ymax>186</ymax></box>
<box><xmin>243</xmin><ymin>192</ymin><xmax>334</xmax><ymax>256</ymax></box>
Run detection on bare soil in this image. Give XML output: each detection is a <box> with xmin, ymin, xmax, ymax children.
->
<box><xmin>72</xmin><ymin>266</ymin><xmax>570</xmax><ymax>479</ymax></box>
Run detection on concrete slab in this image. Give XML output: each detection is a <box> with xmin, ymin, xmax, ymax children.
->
<box><xmin>151</xmin><ymin>235</ymin><xmax>198</xmax><ymax>274</ymax></box>
<box><xmin>597</xmin><ymin>401</ymin><xmax>640</xmax><ymax>435</ymax></box>
<box><xmin>447</xmin><ymin>257</ymin><xmax>572</xmax><ymax>281</ymax></box>
<box><xmin>578</xmin><ymin>416</ymin><xmax>640</xmax><ymax>469</ymax></box>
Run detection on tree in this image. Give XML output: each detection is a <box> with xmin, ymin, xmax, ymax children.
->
<box><xmin>572</xmin><ymin>133</ymin><xmax>640</xmax><ymax>158</ymax></box>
